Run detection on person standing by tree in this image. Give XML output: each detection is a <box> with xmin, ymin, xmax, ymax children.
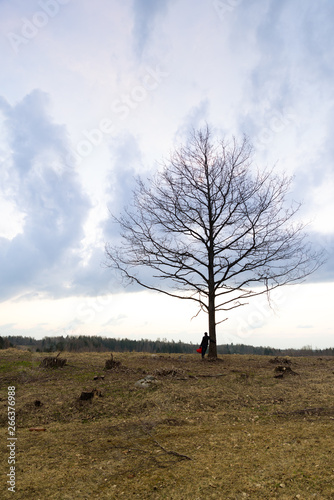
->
<box><xmin>200</xmin><ymin>332</ymin><xmax>209</xmax><ymax>359</ymax></box>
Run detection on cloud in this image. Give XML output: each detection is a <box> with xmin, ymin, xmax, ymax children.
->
<box><xmin>0</xmin><ymin>90</ymin><xmax>92</xmax><ymax>300</ymax></box>
<box><xmin>132</xmin><ymin>0</ymin><xmax>171</xmax><ymax>58</ymax></box>
<box><xmin>251</xmin><ymin>0</ymin><xmax>334</xmax><ymax>96</ymax></box>
<box><xmin>103</xmin><ymin>132</ymin><xmax>145</xmax><ymax>240</ymax></box>
<box><xmin>236</xmin><ymin>1</ymin><xmax>334</xmax><ymax>139</ymax></box>
<box><xmin>174</xmin><ymin>100</ymin><xmax>210</xmax><ymax>142</ymax></box>
<box><xmin>306</xmin><ymin>232</ymin><xmax>334</xmax><ymax>283</ymax></box>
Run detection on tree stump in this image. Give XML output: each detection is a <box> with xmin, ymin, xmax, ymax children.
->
<box><xmin>104</xmin><ymin>353</ymin><xmax>121</xmax><ymax>370</ymax></box>
<box><xmin>40</xmin><ymin>357</ymin><xmax>67</xmax><ymax>368</ymax></box>
<box><xmin>79</xmin><ymin>388</ymin><xmax>102</xmax><ymax>401</ymax></box>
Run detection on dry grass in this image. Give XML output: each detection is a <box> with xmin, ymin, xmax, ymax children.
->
<box><xmin>1</xmin><ymin>348</ymin><xmax>334</xmax><ymax>499</ymax></box>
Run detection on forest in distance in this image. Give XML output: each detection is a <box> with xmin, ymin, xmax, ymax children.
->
<box><xmin>0</xmin><ymin>335</ymin><xmax>333</xmax><ymax>357</ymax></box>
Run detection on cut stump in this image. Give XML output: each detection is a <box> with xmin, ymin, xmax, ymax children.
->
<box><xmin>40</xmin><ymin>357</ymin><xmax>67</xmax><ymax>368</ymax></box>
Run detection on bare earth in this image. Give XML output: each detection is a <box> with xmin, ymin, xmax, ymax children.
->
<box><xmin>1</xmin><ymin>348</ymin><xmax>333</xmax><ymax>499</ymax></box>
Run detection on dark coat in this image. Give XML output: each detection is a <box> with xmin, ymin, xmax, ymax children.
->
<box><xmin>200</xmin><ymin>334</ymin><xmax>209</xmax><ymax>349</ymax></box>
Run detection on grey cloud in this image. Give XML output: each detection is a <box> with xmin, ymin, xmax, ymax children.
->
<box><xmin>1</xmin><ymin>91</ymin><xmax>69</xmax><ymax>178</ymax></box>
<box><xmin>306</xmin><ymin>232</ymin><xmax>334</xmax><ymax>283</ymax></box>
<box><xmin>103</xmin><ymin>133</ymin><xmax>144</xmax><ymax>241</ymax></box>
<box><xmin>0</xmin><ymin>90</ymin><xmax>92</xmax><ymax>300</ymax></box>
<box><xmin>70</xmin><ymin>246</ymin><xmax>124</xmax><ymax>298</ymax></box>
<box><xmin>132</xmin><ymin>0</ymin><xmax>171</xmax><ymax>58</ymax></box>
<box><xmin>236</xmin><ymin>0</ymin><xmax>334</xmax><ymax>132</ymax></box>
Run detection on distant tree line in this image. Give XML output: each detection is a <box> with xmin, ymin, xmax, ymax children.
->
<box><xmin>0</xmin><ymin>337</ymin><xmax>13</xmax><ymax>349</ymax></box>
<box><xmin>217</xmin><ymin>343</ymin><xmax>334</xmax><ymax>356</ymax></box>
<box><xmin>0</xmin><ymin>335</ymin><xmax>333</xmax><ymax>357</ymax></box>
<box><xmin>1</xmin><ymin>335</ymin><xmax>193</xmax><ymax>354</ymax></box>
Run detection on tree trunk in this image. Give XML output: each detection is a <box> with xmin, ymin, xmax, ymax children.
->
<box><xmin>207</xmin><ymin>234</ymin><xmax>217</xmax><ymax>358</ymax></box>
<box><xmin>208</xmin><ymin>290</ymin><xmax>217</xmax><ymax>358</ymax></box>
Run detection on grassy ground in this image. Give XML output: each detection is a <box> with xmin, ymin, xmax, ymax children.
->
<box><xmin>1</xmin><ymin>348</ymin><xmax>333</xmax><ymax>499</ymax></box>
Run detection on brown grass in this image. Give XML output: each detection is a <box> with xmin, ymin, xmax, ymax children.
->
<box><xmin>1</xmin><ymin>348</ymin><xmax>334</xmax><ymax>499</ymax></box>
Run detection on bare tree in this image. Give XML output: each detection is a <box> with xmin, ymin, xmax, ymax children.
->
<box><xmin>105</xmin><ymin>127</ymin><xmax>323</xmax><ymax>358</ymax></box>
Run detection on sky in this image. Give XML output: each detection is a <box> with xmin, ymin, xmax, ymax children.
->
<box><xmin>0</xmin><ymin>0</ymin><xmax>333</xmax><ymax>349</ymax></box>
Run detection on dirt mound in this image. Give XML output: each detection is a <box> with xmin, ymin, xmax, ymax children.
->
<box><xmin>274</xmin><ymin>365</ymin><xmax>299</xmax><ymax>378</ymax></box>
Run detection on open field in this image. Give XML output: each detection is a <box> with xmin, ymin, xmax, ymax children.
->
<box><xmin>1</xmin><ymin>348</ymin><xmax>334</xmax><ymax>499</ymax></box>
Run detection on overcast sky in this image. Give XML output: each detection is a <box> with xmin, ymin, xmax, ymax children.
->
<box><xmin>0</xmin><ymin>0</ymin><xmax>333</xmax><ymax>349</ymax></box>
